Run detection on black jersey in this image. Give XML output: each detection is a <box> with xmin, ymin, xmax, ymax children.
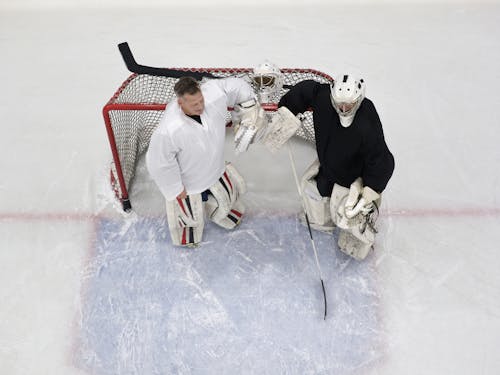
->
<box><xmin>279</xmin><ymin>80</ymin><xmax>394</xmax><ymax>194</ymax></box>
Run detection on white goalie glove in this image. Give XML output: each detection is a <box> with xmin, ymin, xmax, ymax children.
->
<box><xmin>344</xmin><ymin>179</ymin><xmax>380</xmax><ymax>220</ymax></box>
<box><xmin>261</xmin><ymin>106</ymin><xmax>301</xmax><ymax>153</ymax></box>
<box><xmin>233</xmin><ymin>98</ymin><xmax>267</xmax><ymax>154</ymax></box>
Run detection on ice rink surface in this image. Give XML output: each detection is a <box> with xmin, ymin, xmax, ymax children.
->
<box><xmin>1</xmin><ymin>3</ymin><xmax>500</xmax><ymax>374</ymax></box>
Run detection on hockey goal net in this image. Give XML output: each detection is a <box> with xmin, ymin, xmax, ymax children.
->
<box><xmin>103</xmin><ymin>68</ymin><xmax>333</xmax><ymax>211</ymax></box>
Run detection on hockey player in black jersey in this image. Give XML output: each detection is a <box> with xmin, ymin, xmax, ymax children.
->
<box><xmin>263</xmin><ymin>74</ymin><xmax>394</xmax><ymax>260</ymax></box>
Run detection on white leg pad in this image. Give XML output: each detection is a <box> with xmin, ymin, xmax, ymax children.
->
<box><xmin>337</xmin><ymin>229</ymin><xmax>374</xmax><ymax>260</ymax></box>
<box><xmin>166</xmin><ymin>194</ymin><xmax>204</xmax><ymax>247</ymax></box>
<box><xmin>300</xmin><ymin>159</ymin><xmax>334</xmax><ymax>232</ymax></box>
<box><xmin>206</xmin><ymin>196</ymin><xmax>244</xmax><ymax>229</ymax></box>
<box><xmin>330</xmin><ymin>183</ymin><xmax>350</xmax><ymax>228</ymax></box>
<box><xmin>206</xmin><ymin>163</ymin><xmax>246</xmax><ymax>229</ymax></box>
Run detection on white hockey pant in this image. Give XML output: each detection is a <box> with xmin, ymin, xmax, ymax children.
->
<box><xmin>300</xmin><ymin>159</ymin><xmax>335</xmax><ymax>232</ymax></box>
<box><xmin>205</xmin><ymin>163</ymin><xmax>246</xmax><ymax>229</ymax></box>
<box><xmin>166</xmin><ymin>194</ymin><xmax>204</xmax><ymax>247</ymax></box>
<box><xmin>331</xmin><ymin>184</ymin><xmax>380</xmax><ymax>260</ymax></box>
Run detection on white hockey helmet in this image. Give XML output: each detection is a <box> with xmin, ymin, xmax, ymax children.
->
<box><xmin>250</xmin><ymin>61</ymin><xmax>284</xmax><ymax>103</ymax></box>
<box><xmin>330</xmin><ymin>74</ymin><xmax>366</xmax><ymax>127</ymax></box>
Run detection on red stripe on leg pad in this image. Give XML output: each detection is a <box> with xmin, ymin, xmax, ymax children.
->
<box><xmin>230</xmin><ymin>209</ymin><xmax>242</xmax><ymax>218</ymax></box>
<box><xmin>181</xmin><ymin>227</ymin><xmax>187</xmax><ymax>245</ymax></box>
<box><xmin>223</xmin><ymin>172</ymin><xmax>233</xmax><ymax>191</ymax></box>
<box><xmin>176</xmin><ymin>197</ymin><xmax>188</xmax><ymax>216</ymax></box>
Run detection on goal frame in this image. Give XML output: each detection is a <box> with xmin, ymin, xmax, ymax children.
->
<box><xmin>103</xmin><ymin>68</ymin><xmax>333</xmax><ymax>212</ymax></box>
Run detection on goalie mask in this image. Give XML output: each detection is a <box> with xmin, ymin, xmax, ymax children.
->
<box><xmin>250</xmin><ymin>61</ymin><xmax>284</xmax><ymax>103</ymax></box>
<box><xmin>330</xmin><ymin>74</ymin><xmax>366</xmax><ymax>127</ymax></box>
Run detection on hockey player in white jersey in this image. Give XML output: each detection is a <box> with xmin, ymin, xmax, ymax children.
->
<box><xmin>146</xmin><ymin>76</ymin><xmax>266</xmax><ymax>247</ymax></box>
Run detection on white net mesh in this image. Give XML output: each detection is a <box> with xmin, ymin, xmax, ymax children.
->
<box><xmin>103</xmin><ymin>68</ymin><xmax>333</xmax><ymax>209</ymax></box>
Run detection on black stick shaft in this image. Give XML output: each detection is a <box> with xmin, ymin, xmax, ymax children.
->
<box><xmin>287</xmin><ymin>144</ymin><xmax>328</xmax><ymax>320</ymax></box>
<box><xmin>321</xmin><ymin>279</ymin><xmax>327</xmax><ymax>320</ymax></box>
<box><xmin>117</xmin><ymin>42</ymin><xmax>215</xmax><ymax>80</ymax></box>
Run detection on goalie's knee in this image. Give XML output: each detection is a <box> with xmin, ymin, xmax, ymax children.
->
<box><xmin>206</xmin><ymin>196</ymin><xmax>244</xmax><ymax>229</ymax></box>
<box><xmin>206</xmin><ymin>163</ymin><xmax>246</xmax><ymax>229</ymax></box>
<box><xmin>166</xmin><ymin>194</ymin><xmax>205</xmax><ymax>247</ymax></box>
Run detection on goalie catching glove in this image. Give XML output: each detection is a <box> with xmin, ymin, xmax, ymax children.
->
<box><xmin>261</xmin><ymin>106</ymin><xmax>301</xmax><ymax>152</ymax></box>
<box><xmin>344</xmin><ymin>178</ymin><xmax>380</xmax><ymax>219</ymax></box>
<box><xmin>233</xmin><ymin>98</ymin><xmax>267</xmax><ymax>154</ymax></box>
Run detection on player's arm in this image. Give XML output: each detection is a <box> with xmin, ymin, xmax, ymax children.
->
<box><xmin>344</xmin><ymin>103</ymin><xmax>394</xmax><ymax>218</ymax></box>
<box><xmin>216</xmin><ymin>77</ymin><xmax>268</xmax><ymax>153</ymax></box>
<box><xmin>359</xmin><ymin>102</ymin><xmax>395</xmax><ymax>195</ymax></box>
<box><xmin>278</xmin><ymin>79</ymin><xmax>318</xmax><ymax>115</ymax></box>
<box><xmin>217</xmin><ymin>76</ymin><xmax>255</xmax><ymax>106</ymax></box>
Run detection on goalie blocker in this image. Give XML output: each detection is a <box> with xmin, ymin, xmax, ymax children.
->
<box><xmin>232</xmin><ymin>98</ymin><xmax>267</xmax><ymax>154</ymax></box>
<box><xmin>166</xmin><ymin>163</ymin><xmax>246</xmax><ymax>246</ymax></box>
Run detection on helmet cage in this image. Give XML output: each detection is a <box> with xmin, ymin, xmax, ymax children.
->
<box><xmin>252</xmin><ymin>75</ymin><xmax>276</xmax><ymax>88</ymax></box>
<box><xmin>330</xmin><ymin>75</ymin><xmax>366</xmax><ymax>127</ymax></box>
<box><xmin>251</xmin><ymin>61</ymin><xmax>284</xmax><ymax>103</ymax></box>
<box><xmin>333</xmin><ymin>100</ymin><xmax>361</xmax><ymax>117</ymax></box>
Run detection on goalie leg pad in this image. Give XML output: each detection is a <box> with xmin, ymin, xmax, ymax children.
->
<box><xmin>299</xmin><ymin>160</ymin><xmax>335</xmax><ymax>232</ymax></box>
<box><xmin>337</xmin><ymin>228</ymin><xmax>375</xmax><ymax>261</ymax></box>
<box><xmin>330</xmin><ymin>183</ymin><xmax>351</xmax><ymax>229</ymax></box>
<box><xmin>206</xmin><ymin>195</ymin><xmax>245</xmax><ymax>229</ymax></box>
<box><xmin>206</xmin><ymin>163</ymin><xmax>246</xmax><ymax>229</ymax></box>
<box><xmin>166</xmin><ymin>194</ymin><xmax>205</xmax><ymax>247</ymax></box>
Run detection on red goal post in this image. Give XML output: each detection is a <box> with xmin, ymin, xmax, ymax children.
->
<box><xmin>103</xmin><ymin>68</ymin><xmax>333</xmax><ymax>212</ymax></box>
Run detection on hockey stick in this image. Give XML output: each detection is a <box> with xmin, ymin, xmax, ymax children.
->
<box><xmin>118</xmin><ymin>42</ymin><xmax>216</xmax><ymax>80</ymax></box>
<box><xmin>286</xmin><ymin>142</ymin><xmax>328</xmax><ymax>320</ymax></box>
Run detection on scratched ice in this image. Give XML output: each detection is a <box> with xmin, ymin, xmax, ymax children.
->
<box><xmin>76</xmin><ymin>215</ymin><xmax>383</xmax><ymax>375</ymax></box>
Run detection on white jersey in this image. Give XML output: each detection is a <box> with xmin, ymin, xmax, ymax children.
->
<box><xmin>146</xmin><ymin>77</ymin><xmax>254</xmax><ymax>201</ymax></box>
